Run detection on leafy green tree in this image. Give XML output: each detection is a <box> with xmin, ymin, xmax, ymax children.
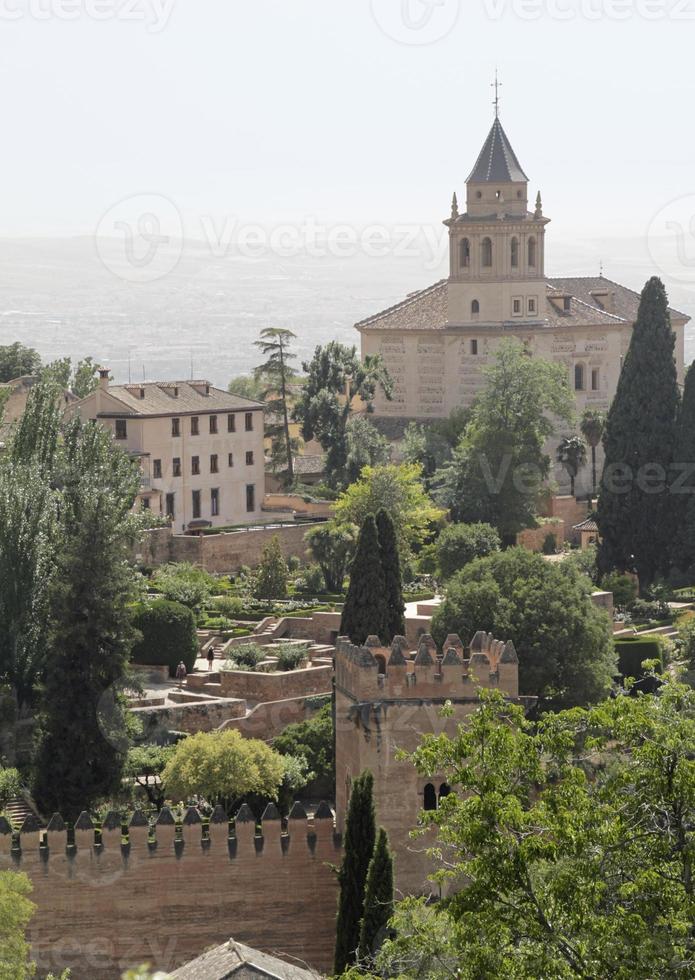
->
<box><xmin>436</xmin><ymin>522</ymin><xmax>501</xmax><ymax>581</ymax></box>
<box><xmin>0</xmin><ymin>766</ymin><xmax>22</xmax><ymax>807</ymax></box>
<box><xmin>0</xmin><ymin>342</ymin><xmax>41</xmax><ymax>383</ymax></box>
<box><xmin>334</xmin><ymin>770</ymin><xmax>377</xmax><ymax>974</ymax></box>
<box><xmin>362</xmin><ymin>678</ymin><xmax>695</xmax><ymax>980</ymax></box>
<box><xmin>130</xmin><ymin>599</ymin><xmax>199</xmax><ymax>676</ymax></box>
<box><xmin>340</xmin><ymin>517</ymin><xmax>388</xmax><ymax>646</ymax></box>
<box><xmin>272</xmin><ymin>702</ymin><xmax>334</xmax><ymax>798</ymax></box>
<box><xmin>345</xmin><ymin>416</ymin><xmax>391</xmax><ymax>485</ymax></box>
<box><xmin>334</xmin><ymin>463</ymin><xmax>444</xmax><ymax>562</ymax></box>
<box><xmin>358</xmin><ymin>827</ymin><xmax>394</xmax><ymax>962</ymax></box>
<box><xmin>580</xmin><ymin>408</ymin><xmax>606</xmax><ymax>497</ymax></box>
<box><xmin>597</xmin><ymin>277</ymin><xmax>680</xmax><ymax>586</ymax></box>
<box><xmin>0</xmin><ymin>869</ymin><xmax>35</xmax><ymax>979</ymax></box>
<box><xmin>304</xmin><ymin>522</ymin><xmax>358</xmax><ymax>593</ymax></box>
<box><xmin>432</xmin><ymin>548</ymin><xmax>615</xmax><ymax>708</ymax></box>
<box><xmin>435</xmin><ymin>340</ymin><xmax>574</xmax><ymax>542</ymax></box>
<box><xmin>125</xmin><ymin>744</ymin><xmax>174</xmax><ymax>808</ymax></box>
<box><xmin>294</xmin><ymin>342</ymin><xmax>392</xmax><ymax>488</ymax></box>
<box><xmin>402</xmin><ymin>409</ymin><xmax>471</xmax><ymax>491</ymax></box>
<box><xmin>671</xmin><ymin>361</ymin><xmax>695</xmax><ymax>575</ymax></box>
<box><xmin>72</xmin><ymin>357</ymin><xmax>100</xmax><ymax>398</ymax></box>
<box><xmin>227</xmin><ymin>374</ymin><xmax>266</xmax><ymax>400</ymax></box>
<box><xmin>253</xmin><ymin>535</ymin><xmax>289</xmax><ymax>599</ymax></box>
<box><xmin>556</xmin><ymin>434</ymin><xmax>587</xmax><ymax>497</ymax></box>
<box><xmin>254</xmin><ymin>328</ymin><xmax>300</xmax><ymax>484</ymax></box>
<box><xmin>32</xmin><ymin>417</ymin><xmax>141</xmax><ymax>820</ymax></box>
<box><xmin>150</xmin><ymin>562</ymin><xmax>216</xmax><ymax>609</ymax></box>
<box><xmin>601</xmin><ymin>570</ymin><xmax>638</xmax><ymax>610</ymax></box>
<box><xmin>160</xmin><ymin>729</ymin><xmax>286</xmax><ymax>805</ymax></box>
<box><xmin>376</xmin><ymin>510</ymin><xmax>405</xmax><ymax>642</ymax></box>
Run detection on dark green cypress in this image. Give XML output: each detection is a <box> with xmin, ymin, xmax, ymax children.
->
<box><xmin>671</xmin><ymin>361</ymin><xmax>695</xmax><ymax>575</ymax></box>
<box><xmin>376</xmin><ymin>510</ymin><xmax>405</xmax><ymax>643</ymax></box>
<box><xmin>597</xmin><ymin>277</ymin><xmax>680</xmax><ymax>587</ymax></box>
<box><xmin>334</xmin><ymin>770</ymin><xmax>377</xmax><ymax>974</ymax></box>
<box><xmin>339</xmin><ymin>516</ymin><xmax>388</xmax><ymax>645</ymax></box>
<box><xmin>358</xmin><ymin>826</ymin><xmax>394</xmax><ymax>963</ymax></box>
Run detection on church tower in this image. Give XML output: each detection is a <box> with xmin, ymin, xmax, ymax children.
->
<box><xmin>445</xmin><ymin>112</ymin><xmax>550</xmax><ymax>327</ymax></box>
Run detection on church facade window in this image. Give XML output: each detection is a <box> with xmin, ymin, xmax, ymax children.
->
<box><xmin>481</xmin><ymin>237</ymin><xmax>493</xmax><ymax>267</ymax></box>
<box><xmin>459</xmin><ymin>238</ymin><xmax>470</xmax><ymax>269</ymax></box>
<box><xmin>471</xmin><ymin>299</ymin><xmax>480</xmax><ymax>316</ymax></box>
<box><xmin>511</xmin><ymin>237</ymin><xmax>519</xmax><ymax>267</ymax></box>
<box><xmin>591</xmin><ymin>367</ymin><xmax>600</xmax><ymax>391</ymax></box>
<box><xmin>575</xmin><ymin>364</ymin><xmax>585</xmax><ymax>391</ymax></box>
<box><xmin>528</xmin><ymin>236</ymin><xmax>537</xmax><ymax>268</ymax></box>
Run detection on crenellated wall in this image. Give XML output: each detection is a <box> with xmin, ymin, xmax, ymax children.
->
<box><xmin>0</xmin><ymin>803</ymin><xmax>339</xmax><ymax>979</ymax></box>
<box><xmin>334</xmin><ymin>631</ymin><xmax>522</xmax><ymax>895</ymax></box>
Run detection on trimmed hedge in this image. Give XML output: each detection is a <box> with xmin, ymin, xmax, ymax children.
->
<box><xmin>615</xmin><ymin>636</ymin><xmax>663</xmax><ymax>681</ymax></box>
<box><xmin>131</xmin><ymin>599</ymin><xmax>199</xmax><ymax>677</ymax></box>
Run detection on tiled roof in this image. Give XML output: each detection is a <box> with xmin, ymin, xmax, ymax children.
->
<box><xmin>170</xmin><ymin>938</ymin><xmax>320</xmax><ymax>979</ymax></box>
<box><xmin>97</xmin><ymin>381</ymin><xmax>264</xmax><ymax>417</ymax></box>
<box><xmin>293</xmin><ymin>454</ymin><xmax>325</xmax><ymax>475</ymax></box>
<box><xmin>466</xmin><ymin>118</ymin><xmax>529</xmax><ymax>184</ymax></box>
<box><xmin>573</xmin><ymin>517</ymin><xmax>599</xmax><ymax>532</ymax></box>
<box><xmin>356</xmin><ymin>276</ymin><xmax>690</xmax><ymax>333</ymax></box>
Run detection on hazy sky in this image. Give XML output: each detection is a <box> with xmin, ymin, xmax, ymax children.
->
<box><xmin>3</xmin><ymin>0</ymin><xmax>695</xmax><ymax>311</ymax></box>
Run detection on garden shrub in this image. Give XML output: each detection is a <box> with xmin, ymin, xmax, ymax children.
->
<box><xmin>630</xmin><ymin>598</ymin><xmax>670</xmax><ymax>622</ymax></box>
<box><xmin>224</xmin><ymin>643</ymin><xmax>267</xmax><ymax>670</ymax></box>
<box><xmin>211</xmin><ymin>595</ymin><xmax>245</xmax><ymax>618</ymax></box>
<box><xmin>274</xmin><ymin>643</ymin><xmax>309</xmax><ymax>672</ymax></box>
<box><xmin>542</xmin><ymin>533</ymin><xmax>557</xmax><ymax>555</ymax></box>
<box><xmin>150</xmin><ymin>562</ymin><xmax>217</xmax><ymax>609</ymax></box>
<box><xmin>0</xmin><ymin>767</ymin><xmax>22</xmax><ymax>806</ymax></box>
<box><xmin>295</xmin><ymin>564</ymin><xmax>326</xmax><ymax>595</ymax></box>
<box><xmin>615</xmin><ymin>636</ymin><xmax>663</xmax><ymax>680</ymax></box>
<box><xmin>437</xmin><ymin>522</ymin><xmax>501</xmax><ymax>579</ymax></box>
<box><xmin>601</xmin><ymin>571</ymin><xmax>638</xmax><ymax>610</ymax></box>
<box><xmin>131</xmin><ymin>599</ymin><xmax>199</xmax><ymax>676</ymax></box>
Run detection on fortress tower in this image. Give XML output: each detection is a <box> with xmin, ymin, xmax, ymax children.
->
<box><xmin>334</xmin><ymin>630</ymin><xmax>523</xmax><ymax>894</ymax></box>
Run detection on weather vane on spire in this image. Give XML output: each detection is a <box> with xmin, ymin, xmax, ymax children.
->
<box><xmin>491</xmin><ymin>69</ymin><xmax>502</xmax><ymax>118</ymax></box>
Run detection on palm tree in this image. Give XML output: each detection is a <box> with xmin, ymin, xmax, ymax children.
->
<box><xmin>557</xmin><ymin>435</ymin><xmax>588</xmax><ymax>498</ymax></box>
<box><xmin>580</xmin><ymin>409</ymin><xmax>606</xmax><ymax>498</ymax></box>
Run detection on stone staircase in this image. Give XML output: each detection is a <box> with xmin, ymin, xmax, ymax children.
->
<box><xmin>3</xmin><ymin>794</ymin><xmax>41</xmax><ymax>829</ymax></box>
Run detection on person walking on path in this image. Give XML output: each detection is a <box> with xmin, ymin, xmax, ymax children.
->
<box><xmin>207</xmin><ymin>648</ymin><xmax>215</xmax><ymax>672</ymax></box>
<box><xmin>175</xmin><ymin>660</ymin><xmax>187</xmax><ymax>689</ymax></box>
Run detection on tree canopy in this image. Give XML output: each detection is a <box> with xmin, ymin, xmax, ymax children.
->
<box><xmin>435</xmin><ymin>340</ymin><xmax>574</xmax><ymax>541</ymax></box>
<box><xmin>0</xmin><ymin>870</ymin><xmax>35</xmax><ymax>979</ymax></box>
<box><xmin>254</xmin><ymin>328</ymin><xmax>299</xmax><ymax>483</ymax></box>
<box><xmin>304</xmin><ymin>522</ymin><xmax>357</xmax><ymax>593</ymax></box>
<box><xmin>0</xmin><ymin>342</ymin><xmax>41</xmax><ymax>383</ymax></box>
<box><xmin>436</xmin><ymin>522</ymin><xmax>501</xmax><ymax>581</ymax></box>
<box><xmin>432</xmin><ymin>548</ymin><xmax>615</xmax><ymax>708</ymax></box>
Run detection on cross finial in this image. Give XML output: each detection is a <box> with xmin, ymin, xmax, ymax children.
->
<box><xmin>491</xmin><ymin>69</ymin><xmax>502</xmax><ymax>119</ymax></box>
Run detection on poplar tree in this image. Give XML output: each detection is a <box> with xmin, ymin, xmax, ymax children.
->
<box><xmin>376</xmin><ymin>509</ymin><xmax>405</xmax><ymax>643</ymax></box>
<box><xmin>33</xmin><ymin>417</ymin><xmax>140</xmax><ymax>820</ymax></box>
<box><xmin>334</xmin><ymin>770</ymin><xmax>377</xmax><ymax>974</ymax></box>
<box><xmin>340</xmin><ymin>516</ymin><xmax>388</xmax><ymax>645</ymax></box>
<box><xmin>597</xmin><ymin>277</ymin><xmax>680</xmax><ymax>586</ymax></box>
<box><xmin>358</xmin><ymin>827</ymin><xmax>394</xmax><ymax>962</ymax></box>
<box><xmin>671</xmin><ymin>360</ymin><xmax>695</xmax><ymax>575</ymax></box>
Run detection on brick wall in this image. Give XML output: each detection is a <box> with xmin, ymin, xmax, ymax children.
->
<box><xmin>516</xmin><ymin>519</ymin><xmax>565</xmax><ymax>552</ymax></box>
<box><xmin>219</xmin><ymin>665</ymin><xmax>333</xmax><ymax>702</ymax></box>
<box><xmin>2</xmin><ymin>808</ymin><xmax>339</xmax><ymax>978</ymax></box>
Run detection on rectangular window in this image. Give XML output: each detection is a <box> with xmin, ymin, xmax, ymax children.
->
<box><xmin>141</xmin><ymin>496</ymin><xmax>150</xmax><ymax>510</ymax></box>
<box><xmin>115</xmin><ymin>419</ymin><xmax>127</xmax><ymax>440</ymax></box>
<box><xmin>191</xmin><ymin>416</ymin><xmax>199</xmax><ymax>436</ymax></box>
<box><xmin>165</xmin><ymin>492</ymin><xmax>175</xmax><ymax>518</ymax></box>
<box><xmin>246</xmin><ymin>484</ymin><xmax>255</xmax><ymax>513</ymax></box>
<box><xmin>153</xmin><ymin>459</ymin><xmax>162</xmax><ymax>479</ymax></box>
<box><xmin>210</xmin><ymin>454</ymin><xmax>218</xmax><ymax>474</ymax></box>
<box><xmin>528</xmin><ymin>297</ymin><xmax>537</xmax><ymax>314</ymax></box>
<box><xmin>172</xmin><ymin>458</ymin><xmax>181</xmax><ymax>477</ymax></box>
<box><xmin>211</xmin><ymin>487</ymin><xmax>219</xmax><ymax>517</ymax></box>
<box><xmin>228</xmin><ymin>452</ymin><xmax>234</xmax><ymax>467</ymax></box>
<box><xmin>209</xmin><ymin>415</ymin><xmax>218</xmax><ymax>434</ymax></box>
<box><xmin>563</xmin><ymin>296</ymin><xmax>571</xmax><ymax>312</ymax></box>
<box><xmin>591</xmin><ymin>368</ymin><xmax>600</xmax><ymax>391</ymax></box>
<box><xmin>191</xmin><ymin>456</ymin><xmax>200</xmax><ymax>475</ymax></box>
<box><xmin>172</xmin><ymin>418</ymin><xmax>180</xmax><ymax>437</ymax></box>
<box><xmin>227</xmin><ymin>414</ymin><xmax>236</xmax><ymax>433</ymax></box>
<box><xmin>575</xmin><ymin>364</ymin><xmax>585</xmax><ymax>391</ymax></box>
<box><xmin>246</xmin><ymin>451</ymin><xmax>254</xmax><ymax>466</ymax></box>
<box><xmin>470</xmin><ymin>339</ymin><xmax>478</xmax><ymax>356</ymax></box>
<box><xmin>245</xmin><ymin>412</ymin><xmax>253</xmax><ymax>432</ymax></box>
<box><xmin>192</xmin><ymin>490</ymin><xmax>201</xmax><ymax>520</ymax></box>
<box><xmin>513</xmin><ymin>298</ymin><xmax>522</xmax><ymax>316</ymax></box>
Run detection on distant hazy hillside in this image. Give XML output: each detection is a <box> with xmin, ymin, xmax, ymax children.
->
<box><xmin>0</xmin><ymin>236</ymin><xmax>691</xmax><ymax>387</ymax></box>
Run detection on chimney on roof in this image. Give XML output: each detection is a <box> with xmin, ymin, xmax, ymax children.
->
<box><xmin>98</xmin><ymin>368</ymin><xmax>110</xmax><ymax>392</ymax></box>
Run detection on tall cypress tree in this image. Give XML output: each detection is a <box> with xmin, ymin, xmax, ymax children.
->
<box><xmin>340</xmin><ymin>516</ymin><xmax>388</xmax><ymax>645</ymax></box>
<box><xmin>671</xmin><ymin>361</ymin><xmax>695</xmax><ymax>575</ymax></box>
<box><xmin>376</xmin><ymin>509</ymin><xmax>405</xmax><ymax>643</ymax></box>
<box><xmin>597</xmin><ymin>277</ymin><xmax>680</xmax><ymax>586</ymax></box>
<box><xmin>33</xmin><ymin>418</ymin><xmax>140</xmax><ymax>821</ymax></box>
<box><xmin>358</xmin><ymin>826</ymin><xmax>394</xmax><ymax>962</ymax></box>
<box><xmin>334</xmin><ymin>770</ymin><xmax>377</xmax><ymax>974</ymax></box>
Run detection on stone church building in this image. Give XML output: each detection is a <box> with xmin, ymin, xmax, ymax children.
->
<box><xmin>356</xmin><ymin>112</ymin><xmax>689</xmax><ymax>487</ymax></box>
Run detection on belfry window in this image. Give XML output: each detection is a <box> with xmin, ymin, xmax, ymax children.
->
<box><xmin>471</xmin><ymin>300</ymin><xmax>480</xmax><ymax>316</ymax></box>
<box><xmin>482</xmin><ymin>237</ymin><xmax>493</xmax><ymax>267</ymax></box>
<box><xmin>459</xmin><ymin>238</ymin><xmax>470</xmax><ymax>268</ymax></box>
<box><xmin>511</xmin><ymin>237</ymin><xmax>519</xmax><ymax>268</ymax></box>
<box><xmin>528</xmin><ymin>236</ymin><xmax>537</xmax><ymax>268</ymax></box>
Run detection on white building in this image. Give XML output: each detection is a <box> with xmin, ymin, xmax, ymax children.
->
<box><xmin>73</xmin><ymin>370</ymin><xmax>265</xmax><ymax>530</ymax></box>
<box><xmin>356</xmin><ymin>110</ymin><xmax>690</xmax><ymax>489</ymax></box>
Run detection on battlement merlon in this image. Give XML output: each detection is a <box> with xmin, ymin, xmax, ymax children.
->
<box><xmin>335</xmin><ymin>631</ymin><xmax>519</xmax><ymax>701</ymax></box>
